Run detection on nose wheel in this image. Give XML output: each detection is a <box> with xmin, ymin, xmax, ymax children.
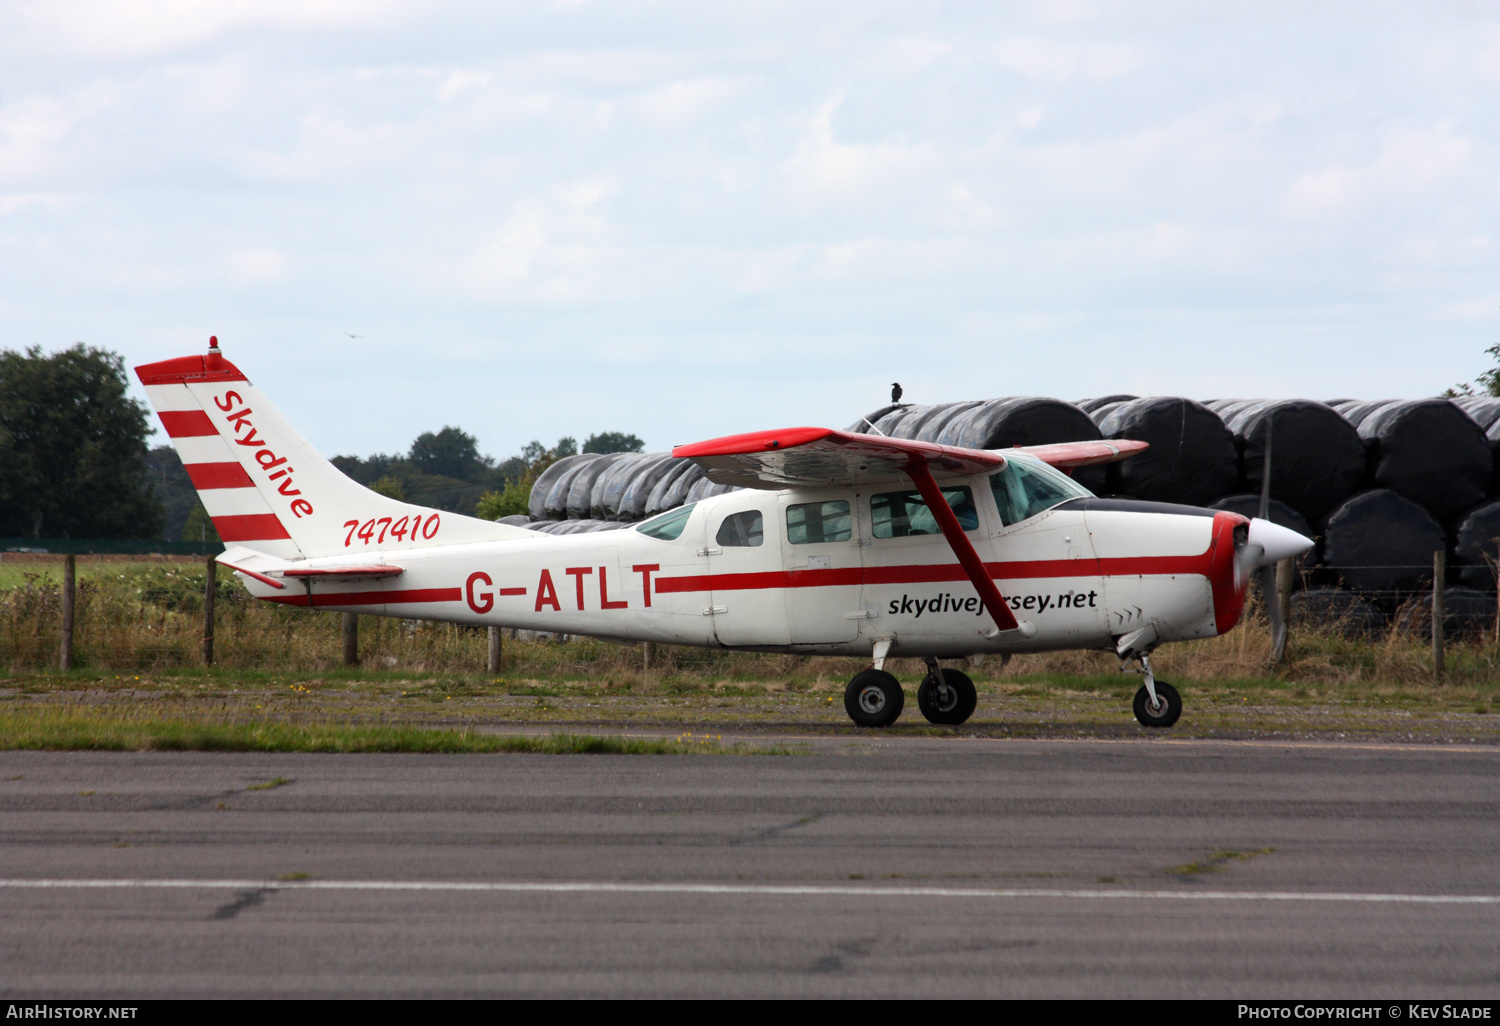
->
<box><xmin>843</xmin><ymin>669</ymin><xmax>905</xmax><ymax>727</ymax></box>
<box><xmin>1129</xmin><ymin>654</ymin><xmax>1182</xmax><ymax>728</ymax></box>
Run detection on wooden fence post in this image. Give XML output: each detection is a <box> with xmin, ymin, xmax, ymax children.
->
<box><xmin>643</xmin><ymin>641</ymin><xmax>656</xmax><ymax>672</ymax></box>
<box><xmin>342</xmin><ymin>612</ymin><xmax>359</xmax><ymax>667</ymax></box>
<box><xmin>59</xmin><ymin>553</ymin><xmax>75</xmax><ymax>672</ymax></box>
<box><xmin>203</xmin><ymin>556</ymin><xmax>216</xmax><ymax>666</ymax></box>
<box><xmin>1432</xmin><ymin>549</ymin><xmax>1445</xmax><ymax>679</ymax></box>
<box><xmin>487</xmin><ymin>626</ymin><xmax>502</xmax><ymax>673</ymax></box>
<box><xmin>1273</xmin><ymin>557</ymin><xmax>1294</xmax><ymax>663</ymax></box>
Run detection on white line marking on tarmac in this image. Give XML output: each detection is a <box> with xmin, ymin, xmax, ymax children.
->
<box><xmin>0</xmin><ymin>879</ymin><xmax>1497</xmax><ymax>904</ymax></box>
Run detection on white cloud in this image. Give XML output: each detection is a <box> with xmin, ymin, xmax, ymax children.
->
<box><xmin>1284</xmin><ymin>123</ymin><xmax>1474</xmax><ymax>217</ymax></box>
<box><xmin>992</xmin><ymin>36</ymin><xmax>1145</xmax><ymax>81</ymax></box>
<box><xmin>11</xmin><ymin>0</ymin><xmax>408</xmax><ymax>58</ymax></box>
<box><xmin>225</xmin><ymin>248</ymin><xmax>286</xmax><ymax>284</ymax></box>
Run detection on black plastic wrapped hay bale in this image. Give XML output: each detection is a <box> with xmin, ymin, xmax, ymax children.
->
<box><xmin>614</xmin><ymin>452</ymin><xmax>678</xmax><ymax>521</ymax></box>
<box><xmin>1208</xmin><ymin>494</ymin><xmax>1316</xmax><ymax>574</ymax></box>
<box><xmin>533</xmin><ymin>454</ymin><xmax>603</xmax><ymax>521</ymax></box>
<box><xmin>935</xmin><ymin>397</ymin><xmax>1106</xmax><ymax>491</ymax></box>
<box><xmin>642</xmin><ymin>459</ymin><xmax>695</xmax><ymax>519</ymax></box>
<box><xmin>1345</xmin><ymin>399</ymin><xmax>1493</xmax><ymax>523</ymax></box>
<box><xmin>1394</xmin><ymin>587</ymin><xmax>1498</xmax><ymax>639</ymax></box>
<box><xmin>1095</xmin><ymin>398</ymin><xmax>1239</xmax><ymax>505</ymax></box>
<box><xmin>591</xmin><ymin>451</ymin><xmax>657</xmax><ymax>520</ymax></box>
<box><xmin>565</xmin><ymin>452</ymin><xmax>627</xmax><ymax>520</ymax></box>
<box><xmin>1452</xmin><ymin>499</ymin><xmax>1500</xmax><ymax>590</ymax></box>
<box><xmin>847</xmin><ymin>403</ymin><xmax>905</xmax><ymax>434</ymax></box>
<box><xmin>1217</xmin><ymin>400</ymin><xmax>1366</xmax><ymax>523</ymax></box>
<box><xmin>1289</xmin><ymin>589</ymin><xmax>1387</xmax><ymax>638</ymax></box>
<box><xmin>1320</xmin><ymin>489</ymin><xmax>1445</xmax><ymax>598</ymax></box>
<box><xmin>655</xmin><ymin>462</ymin><xmax>706</xmax><ymax>514</ymax></box>
<box><xmin>1075</xmin><ymin>395</ymin><xmax>1138</xmax><ymax>416</ymax></box>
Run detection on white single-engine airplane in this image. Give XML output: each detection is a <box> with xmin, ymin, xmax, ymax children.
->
<box><xmin>137</xmin><ymin>339</ymin><xmax>1312</xmax><ymax>729</ymax></box>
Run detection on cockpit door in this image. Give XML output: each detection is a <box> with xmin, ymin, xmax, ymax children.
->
<box><xmin>706</xmin><ymin>503</ymin><xmax>789</xmax><ymax>647</ymax></box>
<box><xmin>776</xmin><ymin>490</ymin><xmax>862</xmax><ymax>646</ymax></box>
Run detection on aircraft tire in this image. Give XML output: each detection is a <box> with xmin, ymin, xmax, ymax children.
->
<box><xmin>844</xmin><ymin>670</ymin><xmax>905</xmax><ymax>728</ymax></box>
<box><xmin>1133</xmin><ymin>681</ymin><xmax>1182</xmax><ymax>728</ymax></box>
<box><xmin>917</xmin><ymin>669</ymin><xmax>978</xmax><ymax>725</ymax></box>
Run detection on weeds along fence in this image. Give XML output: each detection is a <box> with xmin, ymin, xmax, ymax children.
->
<box><xmin>5</xmin><ymin>562</ymin><xmax>1500</xmax><ymax>686</ymax></box>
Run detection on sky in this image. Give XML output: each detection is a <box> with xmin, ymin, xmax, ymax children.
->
<box><xmin>1</xmin><ymin>1</ymin><xmax>1496</xmax><ymax>462</ymax></box>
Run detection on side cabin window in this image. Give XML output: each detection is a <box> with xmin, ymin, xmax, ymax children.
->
<box><xmin>989</xmin><ymin>457</ymin><xmax>1091</xmax><ymax>526</ymax></box>
<box><xmin>716</xmin><ymin>510</ymin><xmax>764</xmax><ymax>547</ymax></box>
<box><xmin>636</xmin><ymin>503</ymin><xmax>697</xmax><ymax>541</ymax></box>
<box><xmin>786</xmin><ymin>500</ymin><xmax>851</xmax><ymax>544</ymax></box>
<box><xmin>870</xmin><ymin>487</ymin><xmax>977</xmax><ymax>538</ymax></box>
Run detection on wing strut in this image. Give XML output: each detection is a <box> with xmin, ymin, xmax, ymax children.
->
<box><xmin>903</xmin><ymin>459</ymin><xmax>1020</xmax><ymax>634</ymax></box>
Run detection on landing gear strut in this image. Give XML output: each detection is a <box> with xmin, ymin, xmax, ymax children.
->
<box><xmin>916</xmin><ymin>657</ymin><xmax>977</xmax><ymax>725</ymax></box>
<box><xmin>1129</xmin><ymin>653</ymin><xmax>1182</xmax><ymax>728</ymax></box>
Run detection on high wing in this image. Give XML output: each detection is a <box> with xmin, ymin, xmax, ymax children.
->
<box><xmin>674</xmin><ymin>428</ymin><xmax>1150</xmax><ymax>638</ymax></box>
<box><xmin>675</xmin><ymin>428</ymin><xmax>1022</xmax><ymax>632</ymax></box>
<box><xmin>673</xmin><ymin>427</ymin><xmax>1006</xmax><ymax>489</ymax></box>
<box><xmin>1012</xmin><ymin>439</ymin><xmax>1149</xmax><ymax>469</ymax></box>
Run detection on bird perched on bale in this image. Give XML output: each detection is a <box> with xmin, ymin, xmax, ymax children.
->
<box><xmin>891</xmin><ymin>382</ymin><xmax>903</xmax><ymax>403</ymax></box>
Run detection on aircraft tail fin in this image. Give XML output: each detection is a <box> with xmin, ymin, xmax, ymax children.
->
<box><xmin>135</xmin><ymin>337</ymin><xmax>532</xmax><ymax>561</ymax></box>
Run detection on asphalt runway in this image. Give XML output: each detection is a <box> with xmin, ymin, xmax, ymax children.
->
<box><xmin>1</xmin><ymin>738</ymin><xmax>1497</xmax><ymax>998</ymax></box>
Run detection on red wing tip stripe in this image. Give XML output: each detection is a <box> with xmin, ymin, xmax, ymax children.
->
<box><xmin>158</xmin><ymin>410</ymin><xmax>217</xmax><ymax>438</ymax></box>
<box><xmin>268</xmin><ymin>588</ymin><xmax>462</xmax><ymax>608</ymax></box>
<box><xmin>185</xmin><ymin>462</ymin><xmax>255</xmax><ymax>489</ymax></box>
<box><xmin>211</xmin><ymin>514</ymin><xmax>292</xmax><ymax>542</ymax></box>
<box><xmin>135</xmin><ymin>354</ymin><xmax>249</xmax><ymax>386</ymax></box>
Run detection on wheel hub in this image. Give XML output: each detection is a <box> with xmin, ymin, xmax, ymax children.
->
<box><xmin>857</xmin><ymin>686</ymin><xmax>887</xmax><ymax>715</ymax></box>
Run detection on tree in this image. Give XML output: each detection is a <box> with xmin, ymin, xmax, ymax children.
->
<box><xmin>409</xmin><ymin>426</ymin><xmax>487</xmax><ymax>480</ymax></box>
<box><xmin>583</xmin><ymin>431</ymin><xmax>644</xmax><ymax>455</ymax></box>
<box><xmin>368</xmin><ymin>475</ymin><xmax>405</xmax><ymax>500</ymax></box>
<box><xmin>1451</xmin><ymin>343</ymin><xmax>1500</xmax><ymax>398</ymax></box>
<box><xmin>0</xmin><ymin>344</ymin><xmax>163</xmax><ymax>539</ymax></box>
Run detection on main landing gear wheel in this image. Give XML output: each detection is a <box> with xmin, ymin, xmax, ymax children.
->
<box><xmin>844</xmin><ymin>669</ymin><xmax>905</xmax><ymax>728</ymax></box>
<box><xmin>917</xmin><ymin>668</ymin><xmax>978</xmax><ymax>725</ymax></box>
<box><xmin>1133</xmin><ymin>680</ymin><xmax>1182</xmax><ymax>728</ymax></box>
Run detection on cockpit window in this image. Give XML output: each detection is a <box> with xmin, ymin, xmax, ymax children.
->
<box><xmin>871</xmin><ymin>487</ymin><xmax>977</xmax><ymax>538</ymax></box>
<box><xmin>786</xmin><ymin>500</ymin><xmax>851</xmax><ymax>544</ymax></box>
<box><xmin>636</xmin><ymin>503</ymin><xmax>697</xmax><ymax>541</ymax></box>
<box><xmin>989</xmin><ymin>455</ymin><xmax>1093</xmax><ymax>526</ymax></box>
<box><xmin>716</xmin><ymin>510</ymin><xmax>764</xmax><ymax>547</ymax></box>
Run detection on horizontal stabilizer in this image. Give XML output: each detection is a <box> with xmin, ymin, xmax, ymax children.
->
<box><xmin>281</xmin><ymin>565</ymin><xmax>404</xmax><ymax>582</ymax></box>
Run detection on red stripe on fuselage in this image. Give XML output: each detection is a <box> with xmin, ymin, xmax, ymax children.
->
<box><xmin>211</xmin><ymin>513</ymin><xmax>292</xmax><ymax>542</ymax></box>
<box><xmin>185</xmin><ymin>462</ymin><xmax>255</xmax><ymax>489</ymax></box>
<box><xmin>267</xmin><ymin>587</ymin><xmax>462</xmax><ymax>608</ymax></box>
<box><xmin>158</xmin><ymin>410</ymin><xmax>217</xmax><ymax>437</ymax></box>
<box><xmin>653</xmin><ymin>552</ymin><xmax>1212</xmax><ymax>594</ymax></box>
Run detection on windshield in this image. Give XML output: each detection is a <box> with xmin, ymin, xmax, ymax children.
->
<box><xmin>636</xmin><ymin>503</ymin><xmax>697</xmax><ymax>541</ymax></box>
<box><xmin>989</xmin><ymin>455</ymin><xmax>1093</xmax><ymax>526</ymax></box>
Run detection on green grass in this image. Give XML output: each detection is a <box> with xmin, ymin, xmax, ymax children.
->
<box><xmin>0</xmin><ymin>705</ymin><xmax>751</xmax><ymax>755</ymax></box>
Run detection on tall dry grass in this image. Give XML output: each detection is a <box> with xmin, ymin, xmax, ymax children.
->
<box><xmin>3</xmin><ymin>564</ymin><xmax>1497</xmax><ymax>686</ymax></box>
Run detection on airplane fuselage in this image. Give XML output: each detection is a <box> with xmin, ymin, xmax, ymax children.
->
<box><xmin>252</xmin><ymin>481</ymin><xmax>1246</xmax><ymax>660</ymax></box>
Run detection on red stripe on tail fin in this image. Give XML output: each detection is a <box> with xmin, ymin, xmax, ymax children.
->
<box><xmin>212</xmin><ymin>514</ymin><xmax>293</xmax><ymax>542</ymax></box>
<box><xmin>185</xmin><ymin>462</ymin><xmax>255</xmax><ymax>489</ymax></box>
<box><xmin>158</xmin><ymin>410</ymin><xmax>217</xmax><ymax>438</ymax></box>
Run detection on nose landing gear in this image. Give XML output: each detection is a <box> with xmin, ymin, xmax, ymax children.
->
<box><xmin>1129</xmin><ymin>653</ymin><xmax>1182</xmax><ymax>728</ymax></box>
